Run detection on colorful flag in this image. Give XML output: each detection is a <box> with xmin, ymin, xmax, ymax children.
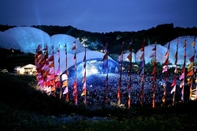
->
<box><xmin>188</xmin><ymin>63</ymin><xmax>194</xmax><ymax>71</ymax></box>
<box><xmin>162</xmin><ymin>65</ymin><xmax>168</xmax><ymax>73</ymax></box>
<box><xmin>179</xmin><ymin>72</ymin><xmax>185</xmax><ymax>80</ymax></box>
<box><xmin>171</xmin><ymin>85</ymin><xmax>176</xmax><ymax>94</ymax></box>
<box><xmin>63</xmin><ymin>87</ymin><xmax>68</xmax><ymax>94</ymax></box>
<box><xmin>62</xmin><ymin>80</ymin><xmax>68</xmax><ymax>87</ymax></box>
<box><xmin>187</xmin><ymin>69</ymin><xmax>194</xmax><ymax>76</ymax></box>
<box><xmin>127</xmin><ymin>53</ymin><xmax>132</xmax><ymax>62</ymax></box>
<box><xmin>171</xmin><ymin>78</ymin><xmax>176</xmax><ymax>87</ymax></box>
<box><xmin>180</xmin><ymin>80</ymin><xmax>184</xmax><ymax>88</ymax></box>
<box><xmin>150</xmin><ymin>52</ymin><xmax>155</xmax><ymax>58</ymax></box>
<box><xmin>189</xmin><ymin>55</ymin><xmax>194</xmax><ymax>62</ymax></box>
<box><xmin>164</xmin><ymin>50</ymin><xmax>170</xmax><ymax>58</ymax></box>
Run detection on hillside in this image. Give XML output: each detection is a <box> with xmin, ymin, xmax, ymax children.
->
<box><xmin>0</xmin><ymin>72</ymin><xmax>197</xmax><ymax>130</ymax></box>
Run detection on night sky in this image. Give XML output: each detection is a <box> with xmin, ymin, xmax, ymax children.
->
<box><xmin>0</xmin><ymin>0</ymin><xmax>197</xmax><ymax>33</ymax></box>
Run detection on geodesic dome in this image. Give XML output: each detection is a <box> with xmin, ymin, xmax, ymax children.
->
<box><xmin>4</xmin><ymin>27</ymin><xmax>50</xmax><ymax>53</ymax></box>
<box><xmin>136</xmin><ymin>44</ymin><xmax>174</xmax><ymax>64</ymax></box>
<box><xmin>50</xmin><ymin>34</ymin><xmax>89</xmax><ymax>54</ymax></box>
<box><xmin>0</xmin><ymin>31</ymin><xmax>21</xmax><ymax>50</ymax></box>
<box><xmin>164</xmin><ymin>36</ymin><xmax>196</xmax><ymax>65</ymax></box>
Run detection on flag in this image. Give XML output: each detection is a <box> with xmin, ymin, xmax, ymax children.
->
<box><xmin>174</xmin><ymin>67</ymin><xmax>178</xmax><ymax>74</ymax></box>
<box><xmin>188</xmin><ymin>63</ymin><xmax>194</xmax><ymax>71</ymax></box>
<box><xmin>55</xmin><ymin>81</ymin><xmax>61</xmax><ymax>88</ymax></box>
<box><xmin>171</xmin><ymin>78</ymin><xmax>176</xmax><ymax>87</ymax></box>
<box><xmin>55</xmin><ymin>75</ymin><xmax>60</xmax><ymax>82</ymax></box>
<box><xmin>61</xmin><ymin>74</ymin><xmax>68</xmax><ymax>81</ymax></box>
<box><xmin>127</xmin><ymin>53</ymin><xmax>132</xmax><ymax>62</ymax></box>
<box><xmin>164</xmin><ymin>50</ymin><xmax>170</xmax><ymax>58</ymax></box>
<box><xmin>63</xmin><ymin>87</ymin><xmax>68</xmax><ymax>94</ymax></box>
<box><xmin>118</xmin><ymin>53</ymin><xmax>123</xmax><ymax>61</ymax></box>
<box><xmin>183</xmin><ymin>40</ymin><xmax>186</xmax><ymax>48</ymax></box>
<box><xmin>180</xmin><ymin>80</ymin><xmax>184</xmax><ymax>88</ymax></box>
<box><xmin>187</xmin><ymin>69</ymin><xmax>194</xmax><ymax>76</ymax></box>
<box><xmin>187</xmin><ymin>77</ymin><xmax>192</xmax><ymax>84</ymax></box>
<box><xmin>117</xmin><ymin>86</ymin><xmax>121</xmax><ymax>98</ymax></box>
<box><xmin>48</xmin><ymin>55</ymin><xmax>54</xmax><ymax>62</ymax></box>
<box><xmin>73</xmin><ymin>54</ymin><xmax>76</xmax><ymax>60</ymax></box>
<box><xmin>55</xmin><ymin>67</ymin><xmax>60</xmax><ymax>75</ymax></box>
<box><xmin>62</xmin><ymin>80</ymin><xmax>68</xmax><ymax>87</ymax></box>
<box><xmin>81</xmin><ymin>82</ymin><xmax>86</xmax><ymax>96</ymax></box>
<box><xmin>150</xmin><ymin>52</ymin><xmax>155</xmax><ymax>58</ymax></box>
<box><xmin>47</xmin><ymin>74</ymin><xmax>55</xmax><ymax>81</ymax></box>
<box><xmin>171</xmin><ymin>85</ymin><xmax>176</xmax><ymax>94</ymax></box>
<box><xmin>162</xmin><ymin>65</ymin><xmax>168</xmax><ymax>73</ymax></box>
<box><xmin>163</xmin><ymin>58</ymin><xmax>169</xmax><ymax>65</ymax></box>
<box><xmin>49</xmin><ymin>67</ymin><xmax>54</xmax><ymax>74</ymax></box>
<box><xmin>49</xmin><ymin>61</ymin><xmax>54</xmax><ymax>68</ymax></box>
<box><xmin>82</xmin><ymin>74</ymin><xmax>86</xmax><ymax>83</ymax></box>
<box><xmin>140</xmin><ymin>52</ymin><xmax>144</xmax><ymax>60</ymax></box>
<box><xmin>81</xmin><ymin>88</ymin><xmax>86</xmax><ymax>96</ymax></box>
<box><xmin>174</xmin><ymin>52</ymin><xmax>178</xmax><ymax>65</ymax></box>
<box><xmin>189</xmin><ymin>55</ymin><xmax>194</xmax><ymax>62</ymax></box>
<box><xmin>179</xmin><ymin>72</ymin><xmax>185</xmax><ymax>80</ymax></box>
<box><xmin>152</xmin><ymin>46</ymin><xmax>156</xmax><ymax>51</ymax></box>
<box><xmin>72</xmin><ymin>41</ymin><xmax>76</xmax><ymax>50</ymax></box>
<box><xmin>102</xmin><ymin>53</ymin><xmax>108</xmax><ymax>61</ymax></box>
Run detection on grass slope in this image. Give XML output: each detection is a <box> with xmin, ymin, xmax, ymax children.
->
<box><xmin>0</xmin><ymin>73</ymin><xmax>197</xmax><ymax>131</ymax></box>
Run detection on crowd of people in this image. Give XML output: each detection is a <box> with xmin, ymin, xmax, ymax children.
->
<box><xmin>58</xmin><ymin>72</ymin><xmax>186</xmax><ymax>109</ymax></box>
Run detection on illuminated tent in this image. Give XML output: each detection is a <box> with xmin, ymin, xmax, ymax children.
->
<box><xmin>54</xmin><ymin>50</ymin><xmax>119</xmax><ymax>77</ymax></box>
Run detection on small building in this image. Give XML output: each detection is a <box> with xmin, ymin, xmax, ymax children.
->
<box><xmin>16</xmin><ymin>64</ymin><xmax>36</xmax><ymax>75</ymax></box>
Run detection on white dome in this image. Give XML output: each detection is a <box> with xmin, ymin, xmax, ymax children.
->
<box><xmin>50</xmin><ymin>34</ymin><xmax>88</xmax><ymax>54</ymax></box>
<box><xmin>4</xmin><ymin>27</ymin><xmax>50</xmax><ymax>53</ymax></box>
<box><xmin>164</xmin><ymin>36</ymin><xmax>196</xmax><ymax>65</ymax></box>
<box><xmin>53</xmin><ymin>50</ymin><xmax>119</xmax><ymax>75</ymax></box>
<box><xmin>136</xmin><ymin>44</ymin><xmax>174</xmax><ymax>64</ymax></box>
<box><xmin>0</xmin><ymin>31</ymin><xmax>21</xmax><ymax>50</ymax></box>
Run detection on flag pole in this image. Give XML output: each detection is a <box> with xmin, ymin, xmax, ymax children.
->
<box><xmin>140</xmin><ymin>39</ymin><xmax>145</xmax><ymax>106</ymax></box>
<box><xmin>180</xmin><ymin>40</ymin><xmax>186</xmax><ymax>102</ymax></box>
<box><xmin>151</xmin><ymin>42</ymin><xmax>157</xmax><ymax>108</ymax></box>
<box><xmin>117</xmin><ymin>41</ymin><xmax>124</xmax><ymax>105</ymax></box>
<box><xmin>162</xmin><ymin>41</ymin><xmax>170</xmax><ymax>106</ymax></box>
<box><xmin>172</xmin><ymin>39</ymin><xmax>179</xmax><ymax>106</ymax></box>
<box><xmin>72</xmin><ymin>41</ymin><xmax>78</xmax><ymax>105</ymax></box>
<box><xmin>127</xmin><ymin>40</ymin><xmax>133</xmax><ymax>108</ymax></box>
<box><xmin>81</xmin><ymin>42</ymin><xmax>87</xmax><ymax>106</ymax></box>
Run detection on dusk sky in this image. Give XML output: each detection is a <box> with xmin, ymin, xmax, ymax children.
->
<box><xmin>0</xmin><ymin>0</ymin><xmax>197</xmax><ymax>33</ymax></box>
